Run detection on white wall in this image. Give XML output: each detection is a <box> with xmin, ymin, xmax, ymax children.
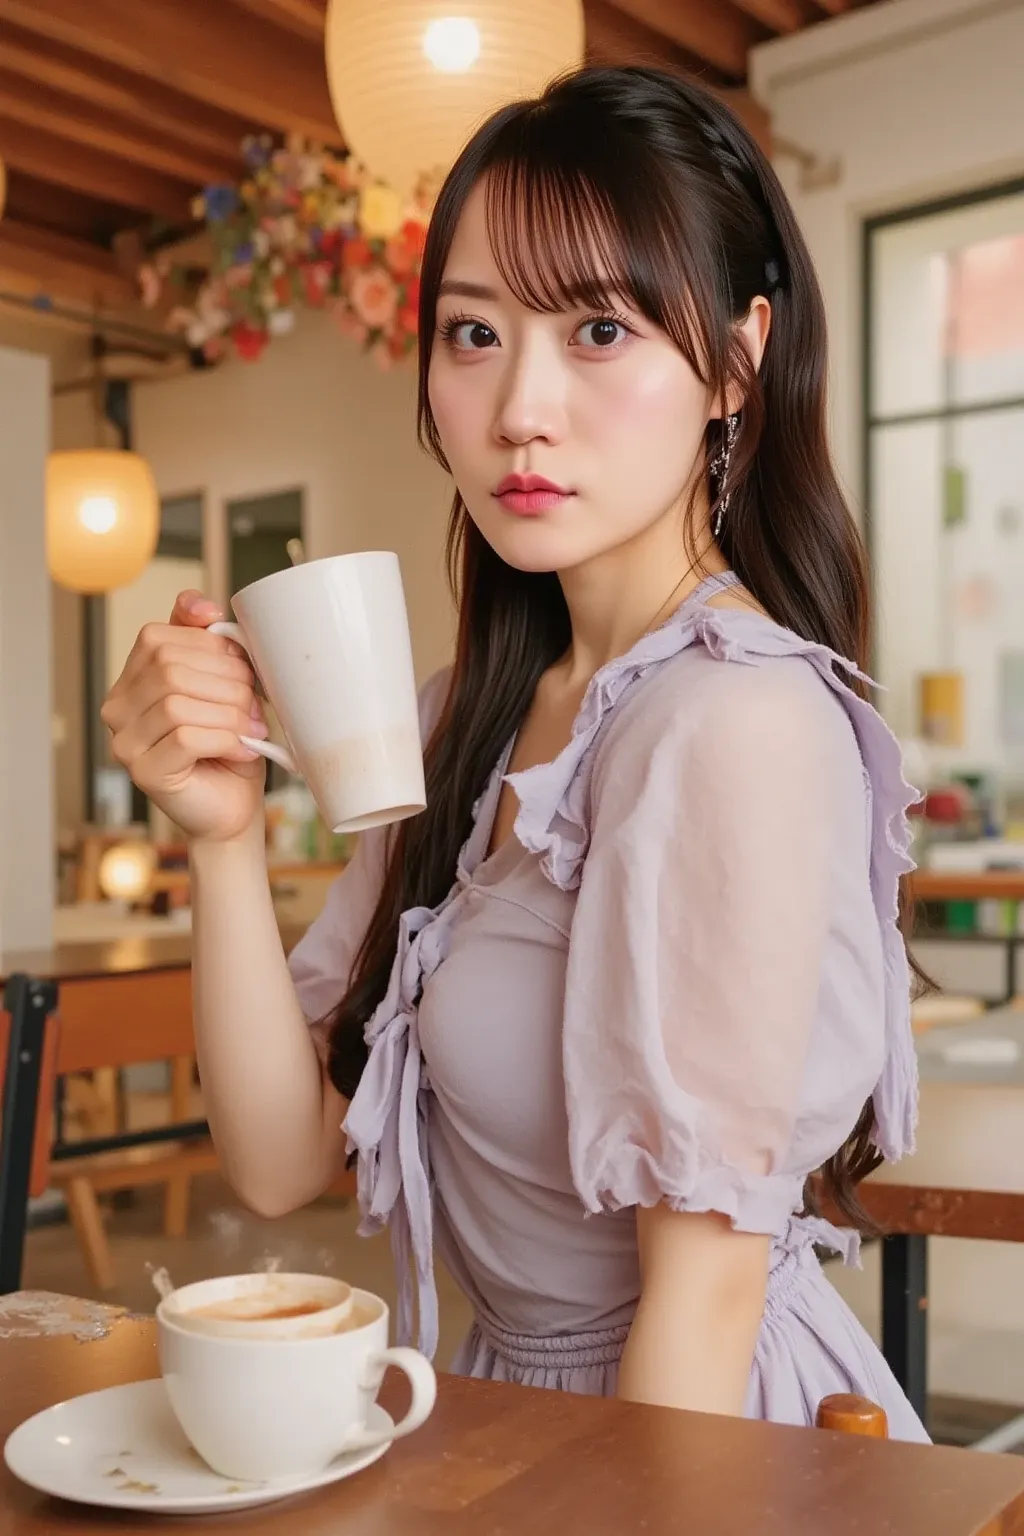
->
<box><xmin>0</xmin><ymin>346</ymin><xmax>55</xmax><ymax>951</ymax></box>
<box><xmin>132</xmin><ymin>311</ymin><xmax>457</xmax><ymax>685</ymax></box>
<box><xmin>751</xmin><ymin>0</ymin><xmax>1024</xmax><ymax>1403</ymax></box>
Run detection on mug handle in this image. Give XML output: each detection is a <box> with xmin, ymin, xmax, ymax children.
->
<box><xmin>208</xmin><ymin>621</ymin><xmax>299</xmax><ymax>776</ymax></box>
<box><xmin>343</xmin><ymin>1346</ymin><xmax>438</xmax><ymax>1453</ymax></box>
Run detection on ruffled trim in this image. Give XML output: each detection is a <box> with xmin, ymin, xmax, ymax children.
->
<box><xmin>579</xmin><ymin>1142</ymin><xmax>805</xmax><ymax>1235</ymax></box>
<box><xmin>511</xmin><ymin>596</ymin><xmax>921</xmax><ymax>1164</ymax></box>
<box><xmin>341</xmin><ymin>736</ymin><xmax>509</xmax><ymax>1360</ymax></box>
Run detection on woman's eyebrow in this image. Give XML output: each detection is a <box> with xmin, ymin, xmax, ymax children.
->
<box><xmin>437</xmin><ymin>277</ymin><xmax>628</xmax><ymax>308</ymax></box>
<box><xmin>437</xmin><ymin>280</ymin><xmax>501</xmax><ymax>301</ymax></box>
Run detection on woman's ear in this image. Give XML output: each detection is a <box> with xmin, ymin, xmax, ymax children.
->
<box><xmin>710</xmin><ymin>296</ymin><xmax>773</xmax><ymax>419</ymax></box>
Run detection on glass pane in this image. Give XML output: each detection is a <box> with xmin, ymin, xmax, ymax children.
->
<box><xmin>945</xmin><ymin>406</ymin><xmax>1024</xmax><ymax>767</ymax></box>
<box><xmin>871</xmin><ymin>420</ymin><xmax>944</xmax><ymax>740</ymax></box>
<box><xmin>871</xmin><ymin>407</ymin><xmax>1024</xmax><ymax>772</ymax></box>
<box><xmin>228</xmin><ymin>488</ymin><xmax>304</xmax><ymax>600</ymax></box>
<box><xmin>947</xmin><ymin>233</ymin><xmax>1024</xmax><ymax>407</ymax></box>
<box><xmin>870</xmin><ymin>188</ymin><xmax>1024</xmax><ymax>418</ymax></box>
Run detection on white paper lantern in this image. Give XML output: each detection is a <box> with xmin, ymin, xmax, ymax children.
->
<box><xmin>47</xmin><ymin>449</ymin><xmax>160</xmax><ymax>594</ymax></box>
<box><xmin>325</xmin><ymin>0</ymin><xmax>585</xmax><ymax>196</ymax></box>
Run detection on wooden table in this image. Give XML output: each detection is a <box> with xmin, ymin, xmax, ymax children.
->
<box><xmin>910</xmin><ymin>870</ymin><xmax>1024</xmax><ymax>903</ymax></box>
<box><xmin>910</xmin><ymin>868</ymin><xmax>1024</xmax><ymax>1001</ymax></box>
<box><xmin>2</xmin><ymin>1295</ymin><xmax>1024</xmax><ymax>1535</ymax></box>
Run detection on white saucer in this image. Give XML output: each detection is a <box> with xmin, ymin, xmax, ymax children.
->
<box><xmin>4</xmin><ymin>1378</ymin><xmax>394</xmax><ymax>1515</ymax></box>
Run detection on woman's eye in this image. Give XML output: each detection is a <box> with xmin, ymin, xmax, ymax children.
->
<box><xmin>447</xmin><ymin>320</ymin><xmax>498</xmax><ymax>351</ymax></box>
<box><xmin>574</xmin><ymin>317</ymin><xmax>628</xmax><ymax>349</ymax></box>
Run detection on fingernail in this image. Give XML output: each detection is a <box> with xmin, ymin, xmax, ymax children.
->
<box><xmin>249</xmin><ymin>697</ymin><xmax>264</xmax><ymax>721</ymax></box>
<box><xmin>186</xmin><ymin>595</ymin><xmax>221</xmax><ymax>617</ymax></box>
<box><xmin>246</xmin><ymin>719</ymin><xmax>269</xmax><ymax>739</ymax></box>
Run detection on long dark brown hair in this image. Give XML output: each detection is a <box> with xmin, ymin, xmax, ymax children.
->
<box><xmin>325</xmin><ymin>66</ymin><xmax>922</xmax><ymax>1230</ymax></box>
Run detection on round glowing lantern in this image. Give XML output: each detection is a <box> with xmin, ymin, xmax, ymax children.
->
<box><xmin>98</xmin><ymin>840</ymin><xmax>158</xmax><ymax>903</ymax></box>
<box><xmin>47</xmin><ymin>449</ymin><xmax>160</xmax><ymax>594</ymax></box>
<box><xmin>325</xmin><ymin>0</ymin><xmax>586</xmax><ymax>196</ymax></box>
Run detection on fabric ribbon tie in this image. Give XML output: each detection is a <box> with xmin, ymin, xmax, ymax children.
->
<box><xmin>342</xmin><ymin>905</ymin><xmax>441</xmax><ymax>1359</ymax></box>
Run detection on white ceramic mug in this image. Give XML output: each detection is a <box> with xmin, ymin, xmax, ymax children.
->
<box><xmin>209</xmin><ymin>551</ymin><xmax>426</xmax><ymax>834</ymax></box>
<box><xmin>157</xmin><ymin>1279</ymin><xmax>436</xmax><ymax>1483</ymax></box>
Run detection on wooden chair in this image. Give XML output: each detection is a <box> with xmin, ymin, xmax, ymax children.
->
<box><xmin>47</xmin><ymin>968</ymin><xmax>216</xmax><ymax>1290</ymax></box>
<box><xmin>817</xmin><ymin>1394</ymin><xmax>888</xmax><ymax>1437</ymax></box>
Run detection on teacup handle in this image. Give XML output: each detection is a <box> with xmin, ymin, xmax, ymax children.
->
<box><xmin>208</xmin><ymin>621</ymin><xmax>298</xmax><ymax>776</ymax></box>
<box><xmin>344</xmin><ymin>1347</ymin><xmax>437</xmax><ymax>1453</ymax></box>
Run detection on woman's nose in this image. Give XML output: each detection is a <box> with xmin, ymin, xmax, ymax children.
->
<box><xmin>492</xmin><ymin>334</ymin><xmax>569</xmax><ymax>447</ymax></box>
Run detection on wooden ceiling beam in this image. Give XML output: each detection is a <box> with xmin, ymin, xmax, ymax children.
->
<box><xmin>0</xmin><ymin>117</ymin><xmax>194</xmax><ymax>223</ymax></box>
<box><xmin>728</xmin><ymin>0</ymin><xmax>814</xmax><ymax>29</ymax></box>
<box><xmin>0</xmin><ymin>219</ymin><xmax>137</xmax><ymax>307</ymax></box>
<box><xmin>605</xmin><ymin>0</ymin><xmax>765</xmax><ymax>77</ymax></box>
<box><xmin>0</xmin><ymin>0</ymin><xmax>343</xmax><ymax>146</ymax></box>
<box><xmin>0</xmin><ymin>72</ymin><xmax>239</xmax><ymax>188</ymax></box>
<box><xmin>584</xmin><ymin>0</ymin><xmax>728</xmax><ymax>82</ymax></box>
<box><xmin>1</xmin><ymin>166</ymin><xmax>143</xmax><ymax>245</ymax></box>
<box><xmin>227</xmin><ymin>0</ymin><xmax>327</xmax><ymax>44</ymax></box>
<box><xmin>0</xmin><ymin>25</ymin><xmax>256</xmax><ymax>163</ymax></box>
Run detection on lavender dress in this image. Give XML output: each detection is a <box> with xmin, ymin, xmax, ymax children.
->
<box><xmin>289</xmin><ymin>572</ymin><xmax>928</xmax><ymax>1442</ymax></box>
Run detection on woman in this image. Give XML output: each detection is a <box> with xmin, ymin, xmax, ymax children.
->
<box><xmin>103</xmin><ymin>67</ymin><xmax>925</xmax><ymax>1438</ymax></box>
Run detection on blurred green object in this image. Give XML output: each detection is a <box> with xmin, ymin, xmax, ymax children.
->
<box><xmin>946</xmin><ymin>899</ymin><xmax>976</xmax><ymax>933</ymax></box>
<box><xmin>943</xmin><ymin>464</ymin><xmax>967</xmax><ymax>529</ymax></box>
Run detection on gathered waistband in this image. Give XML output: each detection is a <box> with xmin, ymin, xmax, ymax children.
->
<box><xmin>475</xmin><ymin>1220</ymin><xmax>843</xmax><ymax>1374</ymax></box>
<box><xmin>476</xmin><ymin>1316</ymin><xmax>630</xmax><ymax>1371</ymax></box>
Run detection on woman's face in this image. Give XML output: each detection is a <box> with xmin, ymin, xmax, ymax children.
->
<box><xmin>427</xmin><ymin>180</ymin><xmax>715</xmax><ymax>575</ymax></box>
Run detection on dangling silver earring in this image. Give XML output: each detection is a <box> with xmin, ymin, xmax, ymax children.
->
<box><xmin>711</xmin><ymin>412</ymin><xmax>740</xmax><ymax>539</ymax></box>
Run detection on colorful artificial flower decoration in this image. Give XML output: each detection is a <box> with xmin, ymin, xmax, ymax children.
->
<box><xmin>138</xmin><ymin>136</ymin><xmax>434</xmax><ymax>368</ymax></box>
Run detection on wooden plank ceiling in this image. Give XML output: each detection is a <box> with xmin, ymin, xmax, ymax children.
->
<box><xmin>0</xmin><ymin>0</ymin><xmax>880</xmax><ymax>316</ymax></box>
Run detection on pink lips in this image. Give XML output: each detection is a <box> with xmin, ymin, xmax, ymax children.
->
<box><xmin>493</xmin><ymin>473</ymin><xmax>574</xmax><ymax>516</ymax></box>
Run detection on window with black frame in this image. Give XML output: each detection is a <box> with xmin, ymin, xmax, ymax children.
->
<box><xmin>865</xmin><ymin>180</ymin><xmax>1024</xmax><ymax>796</ymax></box>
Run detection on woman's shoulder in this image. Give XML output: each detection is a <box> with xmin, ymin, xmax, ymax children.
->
<box><xmin>597</xmin><ymin>627</ymin><xmax>860</xmax><ymax>791</ymax></box>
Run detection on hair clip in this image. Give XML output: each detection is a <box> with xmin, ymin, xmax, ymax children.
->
<box><xmin>764</xmin><ymin>258</ymin><xmax>781</xmax><ymax>291</ymax></box>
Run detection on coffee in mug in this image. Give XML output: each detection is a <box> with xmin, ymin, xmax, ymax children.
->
<box><xmin>168</xmin><ymin>1273</ymin><xmax>355</xmax><ymax>1340</ymax></box>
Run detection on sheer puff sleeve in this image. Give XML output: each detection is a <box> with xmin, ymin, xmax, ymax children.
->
<box><xmin>565</xmin><ymin>652</ymin><xmax>863</xmax><ymax>1234</ymax></box>
<box><xmin>288</xmin><ymin>667</ymin><xmax>451</xmax><ymax>1058</ymax></box>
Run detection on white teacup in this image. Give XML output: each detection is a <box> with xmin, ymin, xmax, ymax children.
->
<box><xmin>156</xmin><ymin>1277</ymin><xmax>436</xmax><ymax>1483</ymax></box>
<box><xmin>209</xmin><ymin>551</ymin><xmax>426</xmax><ymax>834</ymax></box>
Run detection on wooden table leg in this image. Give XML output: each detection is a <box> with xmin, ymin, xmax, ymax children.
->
<box><xmin>163</xmin><ymin>1055</ymin><xmax>196</xmax><ymax>1239</ymax></box>
<box><xmin>64</xmin><ymin>1176</ymin><xmax>116</xmax><ymax>1291</ymax></box>
<box><xmin>882</xmin><ymin>1233</ymin><xmax>928</xmax><ymax>1426</ymax></box>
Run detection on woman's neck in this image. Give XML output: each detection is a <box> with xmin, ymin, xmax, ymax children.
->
<box><xmin>556</xmin><ymin>515</ymin><xmax>728</xmax><ymax>686</ymax></box>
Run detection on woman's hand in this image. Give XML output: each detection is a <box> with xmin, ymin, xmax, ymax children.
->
<box><xmin>101</xmin><ymin>590</ymin><xmax>268</xmax><ymax>844</ymax></box>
